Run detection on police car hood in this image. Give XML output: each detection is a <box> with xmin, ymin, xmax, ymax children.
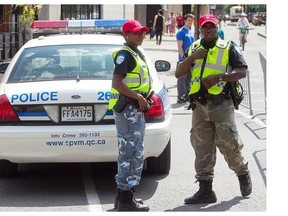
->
<box><xmin>4</xmin><ymin>80</ymin><xmax>111</xmax><ymax>105</ymax></box>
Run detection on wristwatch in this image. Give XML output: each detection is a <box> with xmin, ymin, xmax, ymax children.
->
<box><xmin>218</xmin><ymin>74</ymin><xmax>223</xmax><ymax>82</ymax></box>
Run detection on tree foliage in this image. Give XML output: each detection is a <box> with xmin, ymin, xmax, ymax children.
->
<box><xmin>13</xmin><ymin>4</ymin><xmax>42</xmax><ymax>27</ymax></box>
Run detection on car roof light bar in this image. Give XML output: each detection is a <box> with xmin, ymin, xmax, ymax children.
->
<box><xmin>30</xmin><ymin>19</ymin><xmax>128</xmax><ymax>34</ymax></box>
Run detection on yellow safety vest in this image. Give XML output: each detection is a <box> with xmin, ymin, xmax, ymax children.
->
<box><xmin>108</xmin><ymin>45</ymin><xmax>151</xmax><ymax>110</ymax></box>
<box><xmin>188</xmin><ymin>38</ymin><xmax>231</xmax><ymax>95</ymax></box>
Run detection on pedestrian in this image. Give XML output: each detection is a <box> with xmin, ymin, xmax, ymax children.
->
<box><xmin>169</xmin><ymin>12</ymin><xmax>176</xmax><ymax>36</ymax></box>
<box><xmin>237</xmin><ymin>13</ymin><xmax>250</xmax><ymax>46</ymax></box>
<box><xmin>223</xmin><ymin>15</ymin><xmax>227</xmax><ymax>26</ymax></box>
<box><xmin>108</xmin><ymin>19</ymin><xmax>151</xmax><ymax>211</ymax></box>
<box><xmin>176</xmin><ymin>12</ymin><xmax>183</xmax><ymax>29</ymax></box>
<box><xmin>217</xmin><ymin>19</ymin><xmax>224</xmax><ymax>39</ymax></box>
<box><xmin>217</xmin><ymin>28</ymin><xmax>224</xmax><ymax>39</ymax></box>
<box><xmin>217</xmin><ymin>14</ymin><xmax>223</xmax><ymax>28</ymax></box>
<box><xmin>175</xmin><ymin>14</ymin><xmax>252</xmax><ymax>204</ymax></box>
<box><xmin>153</xmin><ymin>9</ymin><xmax>165</xmax><ymax>45</ymax></box>
<box><xmin>176</xmin><ymin>13</ymin><xmax>195</xmax><ymax>103</ymax></box>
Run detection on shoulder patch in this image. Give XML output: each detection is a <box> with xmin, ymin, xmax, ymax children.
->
<box><xmin>116</xmin><ymin>53</ymin><xmax>125</xmax><ymax>65</ymax></box>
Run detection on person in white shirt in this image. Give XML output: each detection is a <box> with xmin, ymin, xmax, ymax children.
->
<box><xmin>237</xmin><ymin>13</ymin><xmax>250</xmax><ymax>46</ymax></box>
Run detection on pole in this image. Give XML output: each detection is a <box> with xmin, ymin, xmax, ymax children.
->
<box><xmin>194</xmin><ymin>5</ymin><xmax>200</xmax><ymax>40</ymax></box>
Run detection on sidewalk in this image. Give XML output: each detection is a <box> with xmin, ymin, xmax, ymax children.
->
<box><xmin>144</xmin><ymin>34</ymin><xmax>178</xmax><ymax>52</ymax></box>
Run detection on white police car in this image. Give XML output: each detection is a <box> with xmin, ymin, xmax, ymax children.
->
<box><xmin>0</xmin><ymin>20</ymin><xmax>172</xmax><ymax>177</ymax></box>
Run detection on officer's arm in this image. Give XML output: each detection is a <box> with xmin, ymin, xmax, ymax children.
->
<box><xmin>152</xmin><ymin>15</ymin><xmax>157</xmax><ymax>29</ymax></box>
<box><xmin>177</xmin><ymin>40</ymin><xmax>184</xmax><ymax>59</ymax></box>
<box><xmin>222</xmin><ymin>42</ymin><xmax>248</xmax><ymax>82</ymax></box>
<box><xmin>220</xmin><ymin>67</ymin><xmax>246</xmax><ymax>82</ymax></box>
<box><xmin>175</xmin><ymin>48</ymin><xmax>207</xmax><ymax>78</ymax></box>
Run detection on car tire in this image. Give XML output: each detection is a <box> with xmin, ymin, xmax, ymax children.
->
<box><xmin>0</xmin><ymin>160</ymin><xmax>18</xmax><ymax>177</ymax></box>
<box><xmin>146</xmin><ymin>138</ymin><xmax>171</xmax><ymax>174</ymax></box>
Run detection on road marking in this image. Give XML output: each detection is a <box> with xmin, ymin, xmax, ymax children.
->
<box><xmin>81</xmin><ymin>164</ymin><xmax>103</xmax><ymax>212</ymax></box>
<box><xmin>236</xmin><ymin>110</ymin><xmax>266</xmax><ymax>127</ymax></box>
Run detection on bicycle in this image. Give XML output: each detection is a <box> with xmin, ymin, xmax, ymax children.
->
<box><xmin>239</xmin><ymin>27</ymin><xmax>249</xmax><ymax>51</ymax></box>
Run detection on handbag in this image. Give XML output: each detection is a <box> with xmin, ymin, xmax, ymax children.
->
<box><xmin>150</xmin><ymin>28</ymin><xmax>156</xmax><ymax>39</ymax></box>
<box><xmin>241</xmin><ymin>28</ymin><xmax>247</xmax><ymax>34</ymax></box>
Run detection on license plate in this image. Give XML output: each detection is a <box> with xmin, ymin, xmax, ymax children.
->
<box><xmin>61</xmin><ymin>106</ymin><xmax>93</xmax><ymax>122</ymax></box>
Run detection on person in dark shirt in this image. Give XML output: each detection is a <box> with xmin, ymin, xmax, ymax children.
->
<box><xmin>153</xmin><ymin>9</ymin><xmax>165</xmax><ymax>45</ymax></box>
<box><xmin>176</xmin><ymin>14</ymin><xmax>252</xmax><ymax>204</ymax></box>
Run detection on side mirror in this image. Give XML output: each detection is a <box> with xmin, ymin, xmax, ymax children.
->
<box><xmin>0</xmin><ymin>62</ymin><xmax>10</xmax><ymax>74</ymax></box>
<box><xmin>155</xmin><ymin>60</ymin><xmax>171</xmax><ymax>72</ymax></box>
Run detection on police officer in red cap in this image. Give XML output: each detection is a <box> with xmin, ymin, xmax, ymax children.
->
<box><xmin>108</xmin><ymin>19</ymin><xmax>150</xmax><ymax>211</ymax></box>
<box><xmin>176</xmin><ymin>14</ymin><xmax>252</xmax><ymax>204</ymax></box>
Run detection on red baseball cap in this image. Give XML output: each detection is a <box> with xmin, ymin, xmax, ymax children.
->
<box><xmin>122</xmin><ymin>19</ymin><xmax>149</xmax><ymax>33</ymax></box>
<box><xmin>199</xmin><ymin>14</ymin><xmax>217</xmax><ymax>28</ymax></box>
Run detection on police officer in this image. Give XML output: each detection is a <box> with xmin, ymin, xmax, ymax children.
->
<box><xmin>108</xmin><ymin>19</ymin><xmax>151</xmax><ymax>211</ymax></box>
<box><xmin>175</xmin><ymin>14</ymin><xmax>252</xmax><ymax>204</ymax></box>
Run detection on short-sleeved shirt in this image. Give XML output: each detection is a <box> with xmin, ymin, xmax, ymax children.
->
<box><xmin>176</xmin><ymin>27</ymin><xmax>195</xmax><ymax>60</ymax></box>
<box><xmin>237</xmin><ymin>18</ymin><xmax>249</xmax><ymax>28</ymax></box>
<box><xmin>113</xmin><ymin>44</ymin><xmax>141</xmax><ymax>76</ymax></box>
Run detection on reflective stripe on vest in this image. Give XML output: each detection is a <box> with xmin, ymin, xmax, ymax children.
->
<box><xmin>188</xmin><ymin>39</ymin><xmax>230</xmax><ymax>95</ymax></box>
<box><xmin>108</xmin><ymin>45</ymin><xmax>151</xmax><ymax>110</ymax></box>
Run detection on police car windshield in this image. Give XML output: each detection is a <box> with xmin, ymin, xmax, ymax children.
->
<box><xmin>7</xmin><ymin>44</ymin><xmax>119</xmax><ymax>83</ymax></box>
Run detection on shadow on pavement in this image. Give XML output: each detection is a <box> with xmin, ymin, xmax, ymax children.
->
<box><xmin>165</xmin><ymin>196</ymin><xmax>250</xmax><ymax>211</ymax></box>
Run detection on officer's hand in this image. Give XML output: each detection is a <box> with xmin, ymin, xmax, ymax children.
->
<box><xmin>202</xmin><ymin>75</ymin><xmax>219</xmax><ymax>89</ymax></box>
<box><xmin>193</xmin><ymin>49</ymin><xmax>207</xmax><ymax>60</ymax></box>
<box><xmin>137</xmin><ymin>94</ymin><xmax>149</xmax><ymax>111</ymax></box>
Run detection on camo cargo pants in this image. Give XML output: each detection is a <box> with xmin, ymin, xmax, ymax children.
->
<box><xmin>114</xmin><ymin>104</ymin><xmax>145</xmax><ymax>191</ymax></box>
<box><xmin>190</xmin><ymin>99</ymin><xmax>248</xmax><ymax>181</ymax></box>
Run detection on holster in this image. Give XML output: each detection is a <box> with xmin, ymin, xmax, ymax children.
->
<box><xmin>225</xmin><ymin>82</ymin><xmax>245</xmax><ymax>110</ymax></box>
<box><xmin>113</xmin><ymin>91</ymin><xmax>155</xmax><ymax>113</ymax></box>
<box><xmin>113</xmin><ymin>94</ymin><xmax>134</xmax><ymax>113</ymax></box>
<box><xmin>188</xmin><ymin>94</ymin><xmax>196</xmax><ymax>110</ymax></box>
<box><xmin>192</xmin><ymin>86</ymin><xmax>207</xmax><ymax>105</ymax></box>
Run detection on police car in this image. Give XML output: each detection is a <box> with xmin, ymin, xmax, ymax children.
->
<box><xmin>0</xmin><ymin>19</ymin><xmax>172</xmax><ymax>177</ymax></box>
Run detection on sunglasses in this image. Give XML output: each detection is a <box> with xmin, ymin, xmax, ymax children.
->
<box><xmin>132</xmin><ymin>31</ymin><xmax>146</xmax><ymax>35</ymax></box>
<box><xmin>201</xmin><ymin>25</ymin><xmax>217</xmax><ymax>31</ymax></box>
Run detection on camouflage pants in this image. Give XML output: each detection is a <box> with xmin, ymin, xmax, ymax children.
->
<box><xmin>190</xmin><ymin>99</ymin><xmax>248</xmax><ymax>181</ymax></box>
<box><xmin>114</xmin><ymin>104</ymin><xmax>145</xmax><ymax>190</ymax></box>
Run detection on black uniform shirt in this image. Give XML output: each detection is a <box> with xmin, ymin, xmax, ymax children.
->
<box><xmin>228</xmin><ymin>41</ymin><xmax>248</xmax><ymax>69</ymax></box>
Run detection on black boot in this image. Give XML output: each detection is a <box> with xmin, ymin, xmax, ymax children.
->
<box><xmin>117</xmin><ymin>189</ymin><xmax>149</xmax><ymax>211</ymax></box>
<box><xmin>114</xmin><ymin>188</ymin><xmax>143</xmax><ymax>209</ymax></box>
<box><xmin>238</xmin><ymin>172</ymin><xmax>252</xmax><ymax>197</ymax></box>
<box><xmin>184</xmin><ymin>180</ymin><xmax>217</xmax><ymax>204</ymax></box>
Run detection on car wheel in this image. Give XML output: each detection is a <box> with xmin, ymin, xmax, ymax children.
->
<box><xmin>146</xmin><ymin>138</ymin><xmax>171</xmax><ymax>174</ymax></box>
<box><xmin>0</xmin><ymin>160</ymin><xmax>18</xmax><ymax>177</ymax></box>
